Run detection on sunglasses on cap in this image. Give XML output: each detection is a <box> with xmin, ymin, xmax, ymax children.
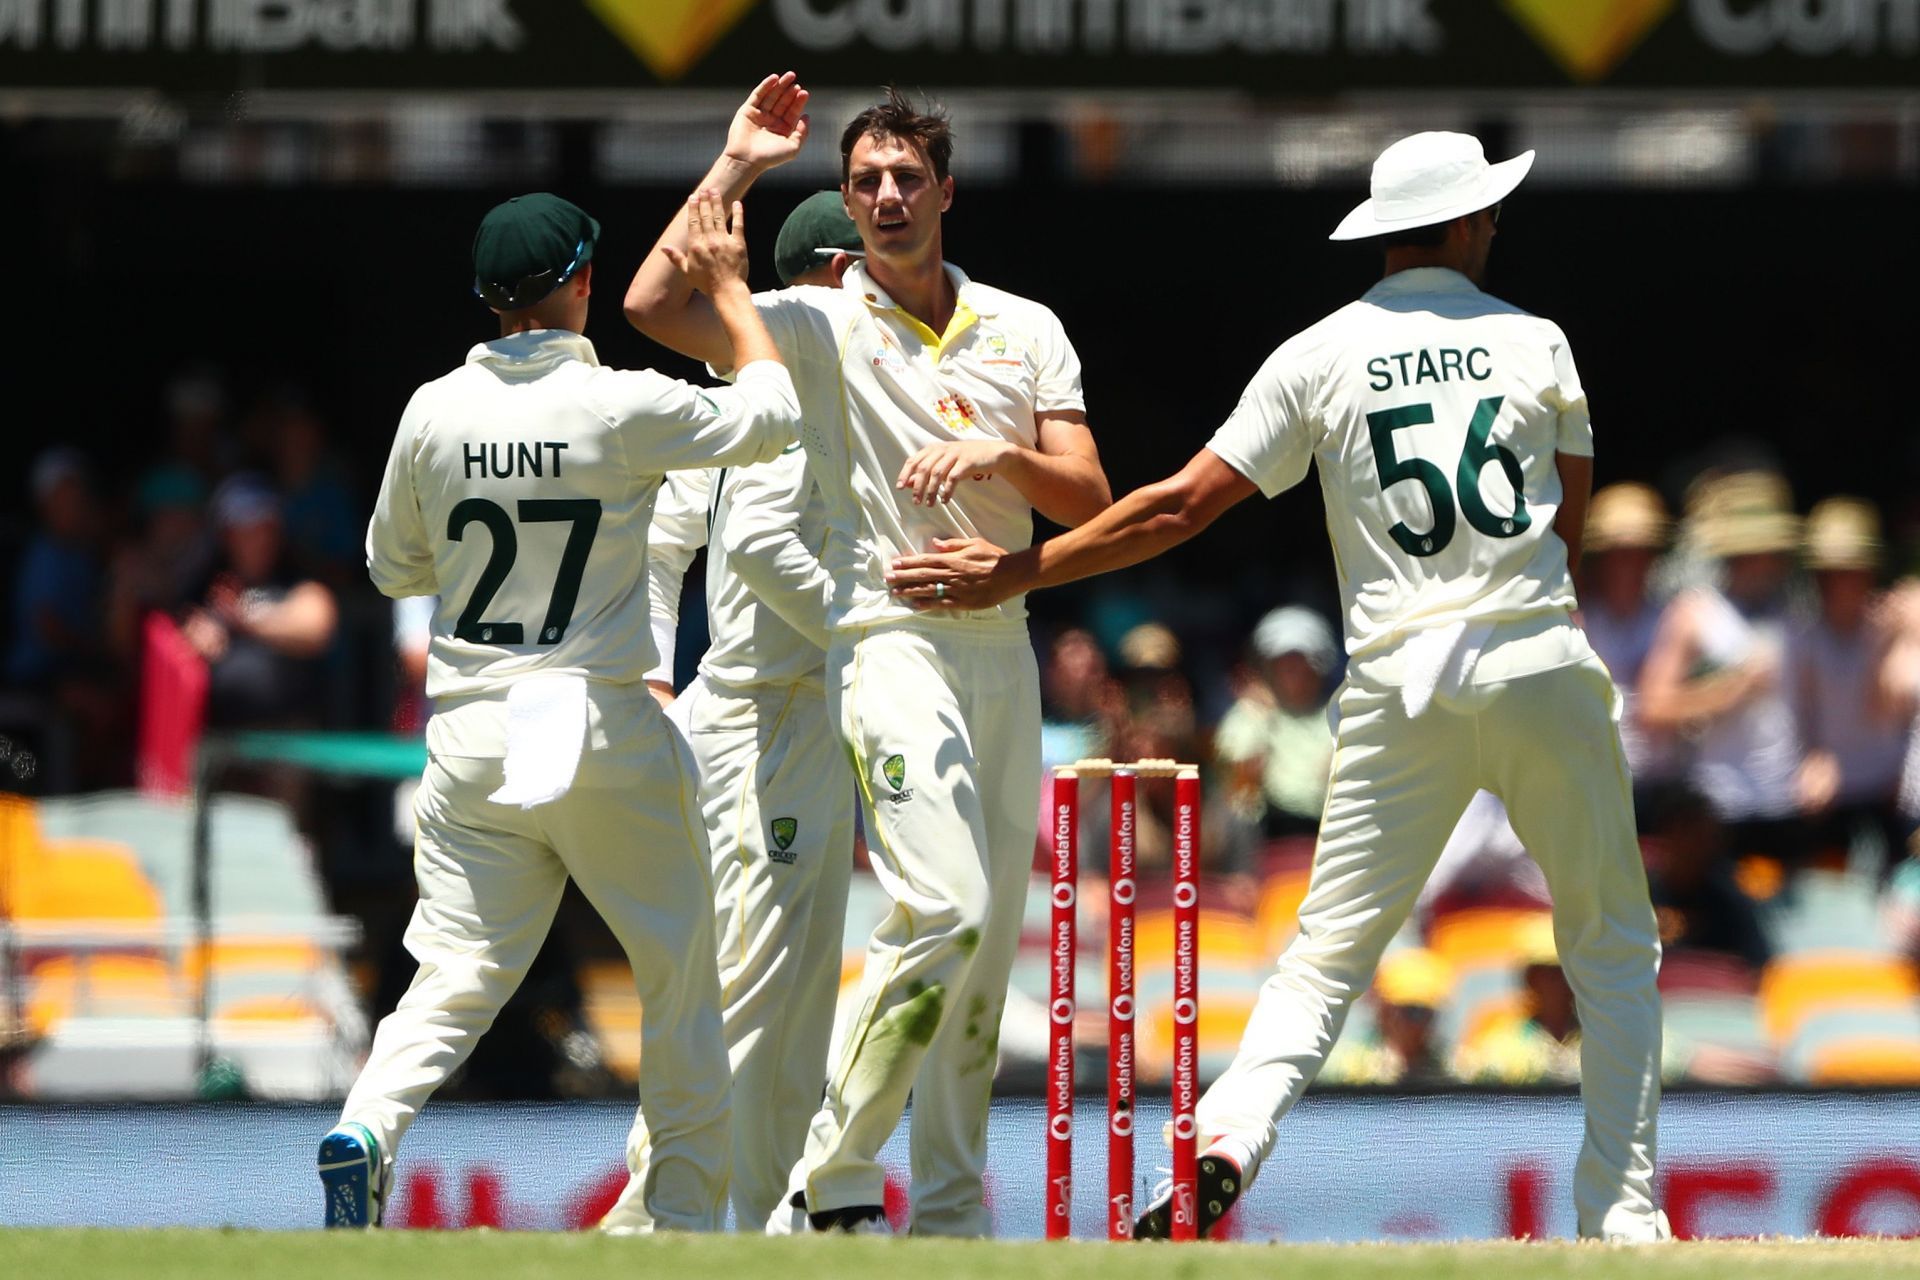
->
<box><xmin>474</xmin><ymin>238</ymin><xmax>591</xmax><ymax>311</ymax></box>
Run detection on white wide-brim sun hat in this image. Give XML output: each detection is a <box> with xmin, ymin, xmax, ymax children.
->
<box><xmin>1330</xmin><ymin>132</ymin><xmax>1536</xmax><ymax>242</ymax></box>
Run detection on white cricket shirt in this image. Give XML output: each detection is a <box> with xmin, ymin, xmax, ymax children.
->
<box><xmin>751</xmin><ymin>261</ymin><xmax>1086</xmax><ymax>630</ymax></box>
<box><xmin>1209</xmin><ymin>267</ymin><xmax>1591</xmax><ymax>661</ymax></box>
<box><xmin>366</xmin><ymin>329</ymin><xmax>799</xmax><ymax>707</ymax></box>
<box><xmin>645</xmin><ymin>445</ymin><xmax>833</xmax><ymax>692</ymax></box>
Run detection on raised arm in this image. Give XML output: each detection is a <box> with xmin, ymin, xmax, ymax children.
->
<box><xmin>625</xmin><ymin>72</ymin><xmax>811</xmax><ymax>368</ymax></box>
<box><xmin>885</xmin><ymin>447</ymin><xmax>1257</xmax><ymax>610</ymax></box>
<box><xmin>895</xmin><ymin>411</ymin><xmax>1112</xmax><ymax>528</ymax></box>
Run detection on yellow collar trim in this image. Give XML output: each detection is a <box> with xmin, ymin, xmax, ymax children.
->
<box><xmin>890</xmin><ymin>299</ymin><xmax>979</xmax><ymax>359</ymax></box>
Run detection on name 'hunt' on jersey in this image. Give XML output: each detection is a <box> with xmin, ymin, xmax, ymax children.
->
<box><xmin>463</xmin><ymin>441</ymin><xmax>570</xmax><ymax>479</ymax></box>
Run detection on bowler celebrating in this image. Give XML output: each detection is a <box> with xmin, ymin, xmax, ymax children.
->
<box><xmin>627</xmin><ymin>75</ymin><xmax>1111</xmax><ymax>1235</ymax></box>
<box><xmin>889</xmin><ymin>133</ymin><xmax>1669</xmax><ymax>1244</ymax></box>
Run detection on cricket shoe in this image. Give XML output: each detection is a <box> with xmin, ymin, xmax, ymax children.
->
<box><xmin>318</xmin><ymin>1122</ymin><xmax>390</xmax><ymax>1228</ymax></box>
<box><xmin>1132</xmin><ymin>1147</ymin><xmax>1249</xmax><ymax>1240</ymax></box>
<box><xmin>806</xmin><ymin>1202</ymin><xmax>891</xmax><ymax>1234</ymax></box>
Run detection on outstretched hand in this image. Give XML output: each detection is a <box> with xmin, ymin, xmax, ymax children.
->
<box><xmin>662</xmin><ymin>191</ymin><xmax>750</xmax><ymax>298</ymax></box>
<box><xmin>885</xmin><ymin>537</ymin><xmax>1021</xmax><ymax>611</ymax></box>
<box><xmin>725</xmin><ymin>71</ymin><xmax>811</xmax><ymax>172</ymax></box>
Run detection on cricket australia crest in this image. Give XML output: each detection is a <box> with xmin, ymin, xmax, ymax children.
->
<box><xmin>769</xmin><ymin>817</ymin><xmax>798</xmax><ymax>863</ymax></box>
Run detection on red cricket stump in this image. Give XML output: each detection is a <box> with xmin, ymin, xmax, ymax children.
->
<box><xmin>1046</xmin><ymin>768</ymin><xmax>1079</xmax><ymax>1241</ymax></box>
<box><xmin>1047</xmin><ymin>758</ymin><xmax>1202</xmax><ymax>1242</ymax></box>
<box><xmin>1108</xmin><ymin>768</ymin><xmax>1137</xmax><ymax>1241</ymax></box>
<box><xmin>1170</xmin><ymin>768</ymin><xmax>1201</xmax><ymax>1241</ymax></box>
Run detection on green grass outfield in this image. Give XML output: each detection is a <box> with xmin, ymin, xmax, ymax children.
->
<box><xmin>4</xmin><ymin>1232</ymin><xmax>1920</xmax><ymax>1280</ymax></box>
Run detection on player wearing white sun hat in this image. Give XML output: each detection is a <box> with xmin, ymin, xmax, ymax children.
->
<box><xmin>889</xmin><ymin>130</ymin><xmax>1670</xmax><ymax>1244</ymax></box>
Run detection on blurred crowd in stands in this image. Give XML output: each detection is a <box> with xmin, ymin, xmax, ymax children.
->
<box><xmin>7</xmin><ymin>366</ymin><xmax>1920</xmax><ymax>1095</ymax></box>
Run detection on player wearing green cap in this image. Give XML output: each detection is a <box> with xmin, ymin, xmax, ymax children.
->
<box><xmin>605</xmin><ymin>192</ymin><xmax>864</xmax><ymax>1234</ymax></box>
<box><xmin>320</xmin><ymin>189</ymin><xmax>800</xmax><ymax>1232</ymax></box>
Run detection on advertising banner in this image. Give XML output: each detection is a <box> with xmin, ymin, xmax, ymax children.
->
<box><xmin>0</xmin><ymin>2</ymin><xmax>1916</xmax><ymax>93</ymax></box>
<box><xmin>6</xmin><ymin>1093</ymin><xmax>1920</xmax><ymax>1239</ymax></box>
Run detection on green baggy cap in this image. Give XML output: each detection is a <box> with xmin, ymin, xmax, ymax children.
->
<box><xmin>774</xmin><ymin>191</ymin><xmax>864</xmax><ymax>285</ymax></box>
<box><xmin>473</xmin><ymin>193</ymin><xmax>601</xmax><ymax>310</ymax></box>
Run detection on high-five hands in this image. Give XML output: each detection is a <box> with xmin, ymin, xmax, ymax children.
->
<box><xmin>662</xmin><ymin>191</ymin><xmax>751</xmax><ymax>299</ymax></box>
<box><xmin>884</xmin><ymin>537</ymin><xmax>1019</xmax><ymax>611</ymax></box>
<box><xmin>726</xmin><ymin>71</ymin><xmax>811</xmax><ymax>172</ymax></box>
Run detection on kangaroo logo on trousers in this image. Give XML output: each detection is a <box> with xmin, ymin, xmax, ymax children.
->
<box><xmin>770</xmin><ymin>817</ymin><xmax>798</xmax><ymax>863</ymax></box>
<box><xmin>881</xmin><ymin>753</ymin><xmax>914</xmax><ymax>804</ymax></box>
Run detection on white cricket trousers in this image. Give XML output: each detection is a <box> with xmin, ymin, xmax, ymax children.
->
<box><xmin>337</xmin><ymin>690</ymin><xmax>732</xmax><ymax>1231</ymax></box>
<box><xmin>1194</xmin><ymin>653</ymin><xmax>1667</xmax><ymax>1241</ymax></box>
<box><xmin>787</xmin><ymin>618</ymin><xmax>1042</xmax><ymax>1236</ymax></box>
<box><xmin>607</xmin><ymin>674</ymin><xmax>856</xmax><ymax>1231</ymax></box>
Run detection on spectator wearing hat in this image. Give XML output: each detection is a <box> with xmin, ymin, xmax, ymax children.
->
<box><xmin>1639</xmin><ymin>471</ymin><xmax>1807</xmax><ymax>864</ymax></box>
<box><xmin>1320</xmin><ymin>947</ymin><xmax>1454</xmax><ymax>1085</ymax></box>
<box><xmin>1579</xmin><ymin>483</ymin><xmax>1684</xmax><ymax>796</ymax></box>
<box><xmin>180</xmin><ymin>475</ymin><xmax>338</xmax><ymax>728</ymax></box>
<box><xmin>1214</xmin><ymin>606</ymin><xmax>1337</xmax><ymax>842</ymax></box>
<box><xmin>1791</xmin><ymin>497</ymin><xmax>1911</xmax><ymax>870</ymax></box>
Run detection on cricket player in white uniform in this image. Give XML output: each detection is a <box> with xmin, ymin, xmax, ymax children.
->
<box><xmin>626</xmin><ymin>75</ymin><xmax>1112</xmax><ymax>1235</ymax></box>
<box><xmin>605</xmin><ymin>192</ymin><xmax>864</xmax><ymax>1233</ymax></box>
<box><xmin>890</xmin><ymin>133</ymin><xmax>1670</xmax><ymax>1244</ymax></box>
<box><xmin>318</xmin><ymin>190</ymin><xmax>801</xmax><ymax>1230</ymax></box>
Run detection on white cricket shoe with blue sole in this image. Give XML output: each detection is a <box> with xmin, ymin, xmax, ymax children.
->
<box><xmin>318</xmin><ymin>1122</ymin><xmax>390</xmax><ymax>1228</ymax></box>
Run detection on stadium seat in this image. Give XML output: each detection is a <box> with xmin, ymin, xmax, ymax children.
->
<box><xmin>10</xmin><ymin>838</ymin><xmax>163</xmax><ymax>924</ymax></box>
<box><xmin>1764</xmin><ymin>869</ymin><xmax>1885</xmax><ymax>955</ymax></box>
<box><xmin>1664</xmin><ymin>993</ymin><xmax>1770</xmax><ymax>1055</ymax></box>
<box><xmin>1805</xmin><ymin>1036</ymin><xmax>1920</xmax><ymax>1086</ymax></box>
<box><xmin>1760</xmin><ymin>951</ymin><xmax>1920</xmax><ymax>1046</ymax></box>
<box><xmin>1426</xmin><ymin>907</ymin><xmax>1551</xmax><ymax>970</ymax></box>
<box><xmin>25</xmin><ymin>954</ymin><xmax>185</xmax><ymax>1034</ymax></box>
<box><xmin>0</xmin><ymin>791</ymin><xmax>42</xmax><ymax>916</ymax></box>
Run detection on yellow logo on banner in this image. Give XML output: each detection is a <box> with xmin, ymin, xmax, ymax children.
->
<box><xmin>1502</xmin><ymin>0</ymin><xmax>1676</xmax><ymax>83</ymax></box>
<box><xmin>584</xmin><ymin>0</ymin><xmax>760</xmax><ymax>82</ymax></box>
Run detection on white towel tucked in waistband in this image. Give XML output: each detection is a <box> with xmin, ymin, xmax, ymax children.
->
<box><xmin>1398</xmin><ymin>619</ymin><xmax>1494</xmax><ymax>719</ymax></box>
<box><xmin>487</xmin><ymin>674</ymin><xmax>588</xmax><ymax>809</ymax></box>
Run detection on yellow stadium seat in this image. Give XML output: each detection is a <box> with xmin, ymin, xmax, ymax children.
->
<box><xmin>0</xmin><ymin>792</ymin><xmax>44</xmax><ymax>916</ymax></box>
<box><xmin>1135</xmin><ymin>908</ymin><xmax>1264</xmax><ymax>967</ymax></box>
<box><xmin>214</xmin><ymin>994</ymin><xmax>328</xmax><ymax>1023</ymax></box>
<box><xmin>11</xmin><ymin>839</ymin><xmax>162</xmax><ymax>923</ymax></box>
<box><xmin>26</xmin><ymin>954</ymin><xmax>182</xmax><ymax>1034</ymax></box>
<box><xmin>1807</xmin><ymin>1038</ymin><xmax>1920</xmax><ymax>1086</ymax></box>
<box><xmin>1427</xmin><ymin>907</ymin><xmax>1551</xmax><ymax>971</ymax></box>
<box><xmin>1760</xmin><ymin>952</ymin><xmax>1920</xmax><ymax>1045</ymax></box>
<box><xmin>182</xmin><ymin>938</ymin><xmax>324</xmax><ymax>984</ymax></box>
<box><xmin>1139</xmin><ymin>991</ymin><xmax>1258</xmax><ymax>1081</ymax></box>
